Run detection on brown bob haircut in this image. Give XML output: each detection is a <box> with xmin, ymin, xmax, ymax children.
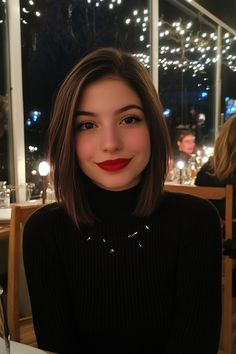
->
<box><xmin>48</xmin><ymin>47</ymin><xmax>171</xmax><ymax>227</ymax></box>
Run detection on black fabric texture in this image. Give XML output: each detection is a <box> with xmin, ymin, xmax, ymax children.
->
<box><xmin>23</xmin><ymin>182</ymin><xmax>222</xmax><ymax>354</ymax></box>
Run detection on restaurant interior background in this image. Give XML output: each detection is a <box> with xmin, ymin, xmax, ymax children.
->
<box><xmin>0</xmin><ymin>0</ymin><xmax>236</xmax><ymax>200</ymax></box>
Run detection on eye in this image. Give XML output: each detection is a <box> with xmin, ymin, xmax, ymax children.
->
<box><xmin>75</xmin><ymin>121</ymin><xmax>96</xmax><ymax>131</ymax></box>
<box><xmin>122</xmin><ymin>116</ymin><xmax>142</xmax><ymax>125</ymax></box>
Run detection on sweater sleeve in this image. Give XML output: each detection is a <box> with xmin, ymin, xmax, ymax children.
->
<box><xmin>164</xmin><ymin>197</ymin><xmax>222</xmax><ymax>354</ymax></box>
<box><xmin>23</xmin><ymin>208</ymin><xmax>76</xmax><ymax>354</ymax></box>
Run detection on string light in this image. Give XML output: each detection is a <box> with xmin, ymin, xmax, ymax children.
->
<box><xmin>125</xmin><ymin>12</ymin><xmax>236</xmax><ymax>74</ymax></box>
<box><xmin>19</xmin><ymin>1</ymin><xmax>236</xmax><ymax>73</ymax></box>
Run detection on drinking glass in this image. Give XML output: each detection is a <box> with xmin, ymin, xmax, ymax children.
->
<box><xmin>0</xmin><ymin>182</ymin><xmax>10</xmax><ymax>208</ymax></box>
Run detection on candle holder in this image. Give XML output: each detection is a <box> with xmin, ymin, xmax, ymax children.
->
<box><xmin>176</xmin><ymin>160</ymin><xmax>185</xmax><ymax>184</ymax></box>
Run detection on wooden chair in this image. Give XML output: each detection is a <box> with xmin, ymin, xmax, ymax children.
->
<box><xmin>0</xmin><ymin>284</ymin><xmax>10</xmax><ymax>351</ymax></box>
<box><xmin>164</xmin><ymin>183</ymin><xmax>234</xmax><ymax>354</ymax></box>
<box><xmin>7</xmin><ymin>203</ymin><xmax>43</xmax><ymax>346</ymax></box>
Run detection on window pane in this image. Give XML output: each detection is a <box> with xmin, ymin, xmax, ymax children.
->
<box><xmin>159</xmin><ymin>0</ymin><xmax>217</xmax><ymax>153</ymax></box>
<box><xmin>221</xmin><ymin>29</ymin><xmax>236</xmax><ymax>122</ymax></box>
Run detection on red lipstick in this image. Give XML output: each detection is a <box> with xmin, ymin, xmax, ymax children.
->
<box><xmin>96</xmin><ymin>158</ymin><xmax>132</xmax><ymax>172</ymax></box>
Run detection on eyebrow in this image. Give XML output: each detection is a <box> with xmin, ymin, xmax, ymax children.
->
<box><xmin>74</xmin><ymin>104</ymin><xmax>144</xmax><ymax>117</ymax></box>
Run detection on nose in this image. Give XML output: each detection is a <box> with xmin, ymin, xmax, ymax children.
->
<box><xmin>101</xmin><ymin>125</ymin><xmax>123</xmax><ymax>153</ymax></box>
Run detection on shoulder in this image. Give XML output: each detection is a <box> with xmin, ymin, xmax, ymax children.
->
<box><xmin>23</xmin><ymin>203</ymin><xmax>76</xmax><ymax>254</ymax></box>
<box><xmin>158</xmin><ymin>191</ymin><xmax>221</xmax><ymax>246</ymax></box>
<box><xmin>24</xmin><ymin>202</ymin><xmax>71</xmax><ymax>235</ymax></box>
<box><xmin>26</xmin><ymin>202</ymin><xmax>64</xmax><ymax>222</ymax></box>
<box><xmin>162</xmin><ymin>189</ymin><xmax>211</xmax><ymax>207</ymax></box>
<box><xmin>199</xmin><ymin>160</ymin><xmax>210</xmax><ymax>170</ymax></box>
<box><xmin>195</xmin><ymin>161</ymin><xmax>220</xmax><ymax>187</ymax></box>
<box><xmin>160</xmin><ymin>190</ymin><xmax>220</xmax><ymax>224</ymax></box>
<box><xmin>196</xmin><ymin>161</ymin><xmax>213</xmax><ymax>176</ymax></box>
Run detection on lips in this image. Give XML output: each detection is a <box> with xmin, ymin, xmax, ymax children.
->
<box><xmin>96</xmin><ymin>158</ymin><xmax>132</xmax><ymax>172</ymax></box>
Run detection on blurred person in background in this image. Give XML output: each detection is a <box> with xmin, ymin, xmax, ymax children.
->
<box><xmin>195</xmin><ymin>115</ymin><xmax>236</xmax><ymax>284</ymax></box>
<box><xmin>195</xmin><ymin>114</ymin><xmax>236</xmax><ymax>229</ymax></box>
<box><xmin>173</xmin><ymin>129</ymin><xmax>196</xmax><ymax>165</ymax></box>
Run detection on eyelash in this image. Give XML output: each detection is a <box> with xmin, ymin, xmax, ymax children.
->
<box><xmin>75</xmin><ymin>121</ymin><xmax>96</xmax><ymax>131</ymax></box>
<box><xmin>121</xmin><ymin>116</ymin><xmax>142</xmax><ymax>125</ymax></box>
<box><xmin>75</xmin><ymin>115</ymin><xmax>142</xmax><ymax>132</ymax></box>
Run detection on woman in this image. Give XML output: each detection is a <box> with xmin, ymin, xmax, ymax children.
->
<box><xmin>195</xmin><ymin>114</ymin><xmax>236</xmax><ymax>264</ymax></box>
<box><xmin>195</xmin><ymin>114</ymin><xmax>236</xmax><ymax>227</ymax></box>
<box><xmin>23</xmin><ymin>48</ymin><xmax>222</xmax><ymax>354</ymax></box>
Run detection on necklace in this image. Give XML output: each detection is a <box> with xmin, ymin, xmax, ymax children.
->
<box><xmin>84</xmin><ymin>223</ymin><xmax>151</xmax><ymax>255</ymax></box>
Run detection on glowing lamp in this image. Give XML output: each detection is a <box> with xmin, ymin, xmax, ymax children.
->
<box><xmin>176</xmin><ymin>160</ymin><xmax>185</xmax><ymax>170</ymax></box>
<box><xmin>38</xmin><ymin>161</ymin><xmax>50</xmax><ymax>203</ymax></box>
<box><xmin>176</xmin><ymin>160</ymin><xmax>185</xmax><ymax>184</ymax></box>
<box><xmin>38</xmin><ymin>161</ymin><xmax>50</xmax><ymax>176</ymax></box>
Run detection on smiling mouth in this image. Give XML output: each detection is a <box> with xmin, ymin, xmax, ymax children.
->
<box><xmin>96</xmin><ymin>158</ymin><xmax>132</xmax><ymax>172</ymax></box>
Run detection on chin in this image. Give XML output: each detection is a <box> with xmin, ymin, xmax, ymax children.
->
<box><xmin>94</xmin><ymin>178</ymin><xmax>139</xmax><ymax>192</ymax></box>
<box><xmin>97</xmin><ymin>184</ymin><xmax>132</xmax><ymax>192</ymax></box>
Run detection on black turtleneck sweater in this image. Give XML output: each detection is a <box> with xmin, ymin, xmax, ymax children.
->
<box><xmin>23</xmin><ymin>183</ymin><xmax>222</xmax><ymax>354</ymax></box>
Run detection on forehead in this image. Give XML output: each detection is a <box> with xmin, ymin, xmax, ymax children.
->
<box><xmin>181</xmin><ymin>135</ymin><xmax>195</xmax><ymax>142</ymax></box>
<box><xmin>79</xmin><ymin>76</ymin><xmax>142</xmax><ymax>109</ymax></box>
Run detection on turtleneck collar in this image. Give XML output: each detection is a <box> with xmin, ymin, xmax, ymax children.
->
<box><xmin>85</xmin><ymin>178</ymin><xmax>141</xmax><ymax>221</ymax></box>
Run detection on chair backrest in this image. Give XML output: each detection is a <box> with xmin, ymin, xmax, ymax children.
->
<box><xmin>164</xmin><ymin>184</ymin><xmax>234</xmax><ymax>354</ymax></box>
<box><xmin>7</xmin><ymin>203</ymin><xmax>42</xmax><ymax>342</ymax></box>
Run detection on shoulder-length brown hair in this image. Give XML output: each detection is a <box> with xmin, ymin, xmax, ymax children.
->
<box><xmin>48</xmin><ymin>47</ymin><xmax>171</xmax><ymax>227</ymax></box>
<box><xmin>211</xmin><ymin>114</ymin><xmax>236</xmax><ymax>181</ymax></box>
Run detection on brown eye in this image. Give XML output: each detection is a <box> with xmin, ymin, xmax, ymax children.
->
<box><xmin>122</xmin><ymin>116</ymin><xmax>141</xmax><ymax>125</ymax></box>
<box><xmin>76</xmin><ymin>122</ymin><xmax>96</xmax><ymax>131</ymax></box>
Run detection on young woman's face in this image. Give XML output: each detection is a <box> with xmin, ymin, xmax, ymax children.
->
<box><xmin>75</xmin><ymin>77</ymin><xmax>151</xmax><ymax>191</ymax></box>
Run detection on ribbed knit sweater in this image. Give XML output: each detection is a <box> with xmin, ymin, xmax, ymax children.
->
<box><xmin>23</xmin><ymin>183</ymin><xmax>222</xmax><ymax>354</ymax></box>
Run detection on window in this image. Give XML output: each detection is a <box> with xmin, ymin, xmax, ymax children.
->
<box><xmin>159</xmin><ymin>0</ymin><xmax>216</xmax><ymax>150</ymax></box>
<box><xmin>221</xmin><ymin>29</ymin><xmax>236</xmax><ymax>123</ymax></box>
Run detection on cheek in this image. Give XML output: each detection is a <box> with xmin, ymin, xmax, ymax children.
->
<box><xmin>75</xmin><ymin>137</ymin><xmax>95</xmax><ymax>162</ymax></box>
<box><xmin>128</xmin><ymin>129</ymin><xmax>150</xmax><ymax>153</ymax></box>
